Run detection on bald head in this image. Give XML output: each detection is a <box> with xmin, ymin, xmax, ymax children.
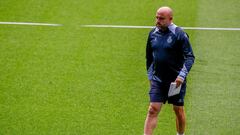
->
<box><xmin>155</xmin><ymin>6</ymin><xmax>173</xmax><ymax>30</ymax></box>
<box><xmin>157</xmin><ymin>6</ymin><xmax>173</xmax><ymax>18</ymax></box>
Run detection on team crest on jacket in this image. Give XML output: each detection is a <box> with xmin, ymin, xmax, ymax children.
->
<box><xmin>167</xmin><ymin>36</ymin><xmax>172</xmax><ymax>43</ymax></box>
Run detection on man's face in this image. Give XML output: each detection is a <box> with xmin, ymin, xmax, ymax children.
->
<box><xmin>155</xmin><ymin>11</ymin><xmax>172</xmax><ymax>29</ymax></box>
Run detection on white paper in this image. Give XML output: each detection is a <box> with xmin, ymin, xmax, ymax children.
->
<box><xmin>168</xmin><ymin>82</ymin><xmax>181</xmax><ymax>97</ymax></box>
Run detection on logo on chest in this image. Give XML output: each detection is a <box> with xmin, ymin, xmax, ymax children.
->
<box><xmin>167</xmin><ymin>36</ymin><xmax>172</xmax><ymax>43</ymax></box>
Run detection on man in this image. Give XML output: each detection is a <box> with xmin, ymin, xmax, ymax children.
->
<box><xmin>144</xmin><ymin>7</ymin><xmax>195</xmax><ymax>135</ymax></box>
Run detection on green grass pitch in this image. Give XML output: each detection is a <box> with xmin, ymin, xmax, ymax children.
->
<box><xmin>0</xmin><ymin>0</ymin><xmax>240</xmax><ymax>134</ymax></box>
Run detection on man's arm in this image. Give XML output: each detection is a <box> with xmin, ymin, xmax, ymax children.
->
<box><xmin>175</xmin><ymin>32</ymin><xmax>195</xmax><ymax>87</ymax></box>
<box><xmin>146</xmin><ymin>32</ymin><xmax>153</xmax><ymax>81</ymax></box>
<box><xmin>146</xmin><ymin>33</ymin><xmax>153</xmax><ymax>71</ymax></box>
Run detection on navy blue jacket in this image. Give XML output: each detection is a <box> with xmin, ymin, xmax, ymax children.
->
<box><xmin>146</xmin><ymin>23</ymin><xmax>195</xmax><ymax>83</ymax></box>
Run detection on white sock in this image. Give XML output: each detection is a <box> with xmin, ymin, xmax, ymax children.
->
<box><xmin>177</xmin><ymin>133</ymin><xmax>184</xmax><ymax>135</ymax></box>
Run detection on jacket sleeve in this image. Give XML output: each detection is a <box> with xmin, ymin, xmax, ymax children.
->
<box><xmin>146</xmin><ymin>32</ymin><xmax>153</xmax><ymax>71</ymax></box>
<box><xmin>178</xmin><ymin>32</ymin><xmax>195</xmax><ymax>80</ymax></box>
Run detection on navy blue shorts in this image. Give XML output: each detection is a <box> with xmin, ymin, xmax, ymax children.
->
<box><xmin>149</xmin><ymin>80</ymin><xmax>186</xmax><ymax>106</ymax></box>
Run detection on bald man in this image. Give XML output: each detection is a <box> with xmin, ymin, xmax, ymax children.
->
<box><xmin>144</xmin><ymin>7</ymin><xmax>195</xmax><ymax>135</ymax></box>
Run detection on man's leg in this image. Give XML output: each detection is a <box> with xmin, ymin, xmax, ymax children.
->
<box><xmin>144</xmin><ymin>102</ymin><xmax>162</xmax><ymax>135</ymax></box>
<box><xmin>173</xmin><ymin>105</ymin><xmax>185</xmax><ymax>134</ymax></box>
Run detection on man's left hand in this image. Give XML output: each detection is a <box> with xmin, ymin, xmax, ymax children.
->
<box><xmin>175</xmin><ymin>77</ymin><xmax>184</xmax><ymax>88</ymax></box>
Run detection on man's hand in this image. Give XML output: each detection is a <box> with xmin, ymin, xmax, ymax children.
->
<box><xmin>175</xmin><ymin>77</ymin><xmax>184</xmax><ymax>88</ymax></box>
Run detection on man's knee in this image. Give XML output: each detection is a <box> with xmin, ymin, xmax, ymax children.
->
<box><xmin>148</xmin><ymin>104</ymin><xmax>161</xmax><ymax>117</ymax></box>
<box><xmin>173</xmin><ymin>106</ymin><xmax>185</xmax><ymax>118</ymax></box>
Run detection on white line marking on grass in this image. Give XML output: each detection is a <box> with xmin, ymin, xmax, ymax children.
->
<box><xmin>1</xmin><ymin>22</ymin><xmax>239</xmax><ymax>31</ymax></box>
<box><xmin>81</xmin><ymin>24</ymin><xmax>240</xmax><ymax>31</ymax></box>
<box><xmin>0</xmin><ymin>22</ymin><xmax>62</xmax><ymax>26</ymax></box>
<box><xmin>183</xmin><ymin>27</ymin><xmax>240</xmax><ymax>31</ymax></box>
